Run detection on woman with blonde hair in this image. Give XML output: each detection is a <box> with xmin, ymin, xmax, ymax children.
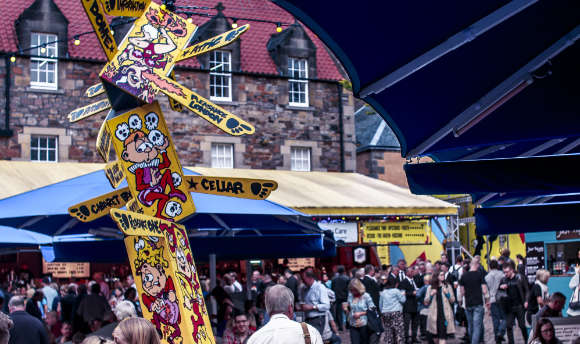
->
<box><xmin>112</xmin><ymin>318</ymin><xmax>161</xmax><ymax>344</ymax></box>
<box><xmin>343</xmin><ymin>278</ymin><xmax>375</xmax><ymax>344</ymax></box>
<box><xmin>528</xmin><ymin>269</ymin><xmax>550</xmax><ymax>325</ymax></box>
<box><xmin>424</xmin><ymin>269</ymin><xmax>455</xmax><ymax>344</ymax></box>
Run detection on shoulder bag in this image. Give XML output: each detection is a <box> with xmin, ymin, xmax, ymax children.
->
<box><xmin>569</xmin><ymin>285</ymin><xmax>580</xmax><ymax>310</ymax></box>
<box><xmin>364</xmin><ymin>294</ymin><xmax>383</xmax><ymax>334</ymax></box>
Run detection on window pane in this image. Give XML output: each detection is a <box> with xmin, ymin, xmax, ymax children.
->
<box><xmin>48</xmin><ymin>150</ymin><xmax>56</xmax><ymax>162</ymax></box>
<box><xmin>31</xmin><ymin>149</ymin><xmax>38</xmax><ymax>161</ymax></box>
<box><xmin>48</xmin><ymin>137</ymin><xmax>56</xmax><ymax>148</ymax></box>
<box><xmin>40</xmin><ymin>150</ymin><xmax>47</xmax><ymax>161</ymax></box>
<box><xmin>40</xmin><ymin>137</ymin><xmax>47</xmax><ymax>148</ymax></box>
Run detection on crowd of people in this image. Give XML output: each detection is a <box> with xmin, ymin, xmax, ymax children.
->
<box><xmin>0</xmin><ymin>248</ymin><xmax>579</xmax><ymax>344</ymax></box>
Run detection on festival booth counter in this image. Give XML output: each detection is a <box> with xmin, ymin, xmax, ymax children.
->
<box><xmin>190</xmin><ymin>167</ymin><xmax>458</xmax><ymax>267</ymax></box>
<box><xmin>525</xmin><ymin>230</ymin><xmax>580</xmax><ymax>317</ymax></box>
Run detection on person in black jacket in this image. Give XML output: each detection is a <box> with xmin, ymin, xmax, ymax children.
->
<box><xmin>361</xmin><ymin>265</ymin><xmax>381</xmax><ymax>344</ymax></box>
<box><xmin>499</xmin><ymin>261</ymin><xmax>528</xmax><ymax>344</ymax></box>
<box><xmin>25</xmin><ymin>291</ymin><xmax>43</xmax><ymax>320</ymax></box>
<box><xmin>331</xmin><ymin>265</ymin><xmax>349</xmax><ymax>331</ymax></box>
<box><xmin>284</xmin><ymin>269</ymin><xmax>299</xmax><ymax>304</ymax></box>
<box><xmin>8</xmin><ymin>296</ymin><xmax>49</xmax><ymax>344</ymax></box>
<box><xmin>399</xmin><ymin>267</ymin><xmax>419</xmax><ymax>344</ymax></box>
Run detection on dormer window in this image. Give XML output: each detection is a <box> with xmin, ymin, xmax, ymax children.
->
<box><xmin>209</xmin><ymin>50</ymin><xmax>232</xmax><ymax>101</ymax></box>
<box><xmin>288</xmin><ymin>57</ymin><xmax>308</xmax><ymax>106</ymax></box>
<box><xmin>30</xmin><ymin>32</ymin><xmax>58</xmax><ymax>90</ymax></box>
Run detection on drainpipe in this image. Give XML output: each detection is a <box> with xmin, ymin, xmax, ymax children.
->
<box><xmin>337</xmin><ymin>83</ymin><xmax>345</xmax><ymax>172</ymax></box>
<box><xmin>1</xmin><ymin>55</ymin><xmax>12</xmax><ymax>137</ymax></box>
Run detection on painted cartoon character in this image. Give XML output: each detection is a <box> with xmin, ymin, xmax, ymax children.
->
<box><xmin>106</xmin><ymin>8</ymin><xmax>186</xmax><ymax>102</ymax></box>
<box><xmin>164</xmin><ymin>224</ymin><xmax>207</xmax><ymax>343</ymax></box>
<box><xmin>134</xmin><ymin>237</ymin><xmax>182</xmax><ymax>343</ymax></box>
<box><xmin>116</xmin><ymin>112</ymin><xmax>186</xmax><ymax>220</ymax></box>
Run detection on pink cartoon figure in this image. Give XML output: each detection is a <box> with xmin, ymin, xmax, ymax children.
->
<box><xmin>116</xmin><ymin>112</ymin><xmax>187</xmax><ymax>220</ymax></box>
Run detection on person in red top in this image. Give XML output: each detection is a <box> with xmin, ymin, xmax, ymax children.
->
<box><xmin>223</xmin><ymin>311</ymin><xmax>254</xmax><ymax>344</ymax></box>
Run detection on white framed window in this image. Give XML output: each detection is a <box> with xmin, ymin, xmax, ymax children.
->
<box><xmin>291</xmin><ymin>146</ymin><xmax>311</xmax><ymax>171</ymax></box>
<box><xmin>31</xmin><ymin>135</ymin><xmax>58</xmax><ymax>162</ymax></box>
<box><xmin>288</xmin><ymin>57</ymin><xmax>308</xmax><ymax>106</ymax></box>
<box><xmin>211</xmin><ymin>143</ymin><xmax>234</xmax><ymax>168</ymax></box>
<box><xmin>209</xmin><ymin>50</ymin><xmax>232</xmax><ymax>101</ymax></box>
<box><xmin>30</xmin><ymin>32</ymin><xmax>58</xmax><ymax>90</ymax></box>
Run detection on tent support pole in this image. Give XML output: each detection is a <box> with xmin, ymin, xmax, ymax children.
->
<box><xmin>209</xmin><ymin>253</ymin><xmax>217</xmax><ymax>315</ymax></box>
<box><xmin>360</xmin><ymin>0</ymin><xmax>537</xmax><ymax>97</ymax></box>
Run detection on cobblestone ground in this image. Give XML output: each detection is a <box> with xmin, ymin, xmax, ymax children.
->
<box><xmin>337</xmin><ymin>311</ymin><xmax>527</xmax><ymax>344</ymax></box>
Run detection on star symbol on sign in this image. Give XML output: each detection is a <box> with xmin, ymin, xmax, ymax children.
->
<box><xmin>187</xmin><ymin>179</ymin><xmax>198</xmax><ymax>190</ymax></box>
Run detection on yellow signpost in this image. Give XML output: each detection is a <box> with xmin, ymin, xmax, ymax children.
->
<box><xmin>111</xmin><ymin>209</ymin><xmax>214</xmax><ymax>344</ymax></box>
<box><xmin>98</xmin><ymin>0</ymin><xmax>150</xmax><ymax>17</ymax></box>
<box><xmin>68</xmin><ymin>98</ymin><xmax>111</xmax><ymax>122</ymax></box>
<box><xmin>68</xmin><ymin>4</ymin><xmax>278</xmax><ymax>343</ymax></box>
<box><xmin>176</xmin><ymin>24</ymin><xmax>250</xmax><ymax>62</ymax></box>
<box><xmin>68</xmin><ymin>187</ymin><xmax>132</xmax><ymax>222</ymax></box>
<box><xmin>104</xmin><ymin>160</ymin><xmax>125</xmax><ymax>188</ymax></box>
<box><xmin>81</xmin><ymin>0</ymin><xmax>118</xmax><ymax>60</ymax></box>
<box><xmin>185</xmin><ymin>176</ymin><xmax>277</xmax><ymax>200</ymax></box>
<box><xmin>107</xmin><ymin>102</ymin><xmax>195</xmax><ymax>221</ymax></box>
<box><xmin>85</xmin><ymin>83</ymin><xmax>106</xmax><ymax>98</ymax></box>
<box><xmin>96</xmin><ymin>116</ymin><xmax>113</xmax><ymax>162</ymax></box>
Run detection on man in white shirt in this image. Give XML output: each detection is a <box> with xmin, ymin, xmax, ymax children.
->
<box><xmin>247</xmin><ymin>284</ymin><xmax>323</xmax><ymax>344</ymax></box>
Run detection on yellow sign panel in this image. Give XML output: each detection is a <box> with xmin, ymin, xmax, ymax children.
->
<box><xmin>111</xmin><ymin>210</ymin><xmax>214</xmax><ymax>344</ymax></box>
<box><xmin>100</xmin><ymin>2</ymin><xmax>197</xmax><ymax>103</ymax></box>
<box><xmin>176</xmin><ymin>24</ymin><xmax>250</xmax><ymax>62</ymax></box>
<box><xmin>104</xmin><ymin>160</ymin><xmax>125</xmax><ymax>188</ymax></box>
<box><xmin>107</xmin><ymin>102</ymin><xmax>195</xmax><ymax>221</ymax></box>
<box><xmin>43</xmin><ymin>261</ymin><xmax>90</xmax><ymax>278</ymax></box>
<box><xmin>96</xmin><ymin>114</ymin><xmax>113</xmax><ymax>162</ymax></box>
<box><xmin>277</xmin><ymin>258</ymin><xmax>314</xmax><ymax>272</ymax></box>
<box><xmin>99</xmin><ymin>0</ymin><xmax>150</xmax><ymax>17</ymax></box>
<box><xmin>68</xmin><ymin>98</ymin><xmax>111</xmax><ymax>122</ymax></box>
<box><xmin>81</xmin><ymin>0</ymin><xmax>118</xmax><ymax>60</ymax></box>
<box><xmin>69</xmin><ymin>187</ymin><xmax>132</xmax><ymax>222</ymax></box>
<box><xmin>85</xmin><ymin>83</ymin><xmax>106</xmax><ymax>98</ymax></box>
<box><xmin>185</xmin><ymin>176</ymin><xmax>277</xmax><ymax>200</ymax></box>
<box><xmin>362</xmin><ymin>221</ymin><xmax>430</xmax><ymax>244</ymax></box>
<box><xmin>126</xmin><ymin>198</ymin><xmax>144</xmax><ymax>213</ymax></box>
<box><xmin>152</xmin><ymin>75</ymin><xmax>254</xmax><ymax>136</ymax></box>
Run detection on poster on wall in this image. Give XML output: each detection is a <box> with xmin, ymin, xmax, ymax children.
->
<box><xmin>277</xmin><ymin>258</ymin><xmax>315</xmax><ymax>271</ymax></box>
<box><xmin>42</xmin><ymin>261</ymin><xmax>90</xmax><ymax>278</ymax></box>
<box><xmin>317</xmin><ymin>222</ymin><xmax>358</xmax><ymax>243</ymax></box>
<box><xmin>362</xmin><ymin>221</ymin><xmax>430</xmax><ymax>245</ymax></box>
<box><xmin>556</xmin><ymin>230</ymin><xmax>580</xmax><ymax>240</ymax></box>
<box><xmin>525</xmin><ymin>241</ymin><xmax>545</xmax><ymax>284</ymax></box>
<box><xmin>550</xmin><ymin>317</ymin><xmax>580</xmax><ymax>343</ymax></box>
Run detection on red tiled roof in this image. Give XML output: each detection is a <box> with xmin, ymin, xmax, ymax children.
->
<box><xmin>0</xmin><ymin>0</ymin><xmax>343</xmax><ymax>80</ymax></box>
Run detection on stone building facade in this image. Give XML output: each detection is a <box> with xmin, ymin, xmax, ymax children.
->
<box><xmin>0</xmin><ymin>0</ymin><xmax>356</xmax><ymax>173</ymax></box>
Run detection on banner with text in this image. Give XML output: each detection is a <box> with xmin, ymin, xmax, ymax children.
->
<box><xmin>43</xmin><ymin>261</ymin><xmax>90</xmax><ymax>278</ymax></box>
<box><xmin>317</xmin><ymin>222</ymin><xmax>358</xmax><ymax>243</ymax></box>
<box><xmin>362</xmin><ymin>221</ymin><xmax>431</xmax><ymax>265</ymax></box>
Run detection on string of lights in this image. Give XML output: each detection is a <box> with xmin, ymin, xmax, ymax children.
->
<box><xmin>8</xmin><ymin>17</ymin><xmax>137</xmax><ymax>62</ymax></box>
<box><xmin>8</xmin><ymin>7</ymin><xmax>290</xmax><ymax>63</ymax></box>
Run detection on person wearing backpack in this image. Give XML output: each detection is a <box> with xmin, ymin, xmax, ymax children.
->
<box><xmin>499</xmin><ymin>261</ymin><xmax>528</xmax><ymax>344</ymax></box>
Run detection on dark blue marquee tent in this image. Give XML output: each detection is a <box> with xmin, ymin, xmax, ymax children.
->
<box><xmin>0</xmin><ymin>168</ymin><xmax>335</xmax><ymax>261</ymax></box>
<box><xmin>273</xmin><ymin>0</ymin><xmax>580</xmax><ymax>234</ymax></box>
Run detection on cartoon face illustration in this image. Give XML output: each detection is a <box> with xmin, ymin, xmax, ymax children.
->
<box><xmin>140</xmin><ymin>262</ymin><xmax>167</xmax><ymax>296</ymax></box>
<box><xmin>148</xmin><ymin>129</ymin><xmax>165</xmax><ymax>147</ymax></box>
<box><xmin>122</xmin><ymin>131</ymin><xmax>165</xmax><ymax>164</ymax></box>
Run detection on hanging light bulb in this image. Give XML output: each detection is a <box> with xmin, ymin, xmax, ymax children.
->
<box><xmin>110</xmin><ymin>29</ymin><xmax>115</xmax><ymax>35</ymax></box>
<box><xmin>40</xmin><ymin>46</ymin><xmax>46</xmax><ymax>54</ymax></box>
<box><xmin>276</xmin><ymin>22</ymin><xmax>282</xmax><ymax>33</ymax></box>
<box><xmin>74</xmin><ymin>36</ymin><xmax>80</xmax><ymax>46</ymax></box>
<box><xmin>10</xmin><ymin>56</ymin><xmax>16</xmax><ymax>63</ymax></box>
<box><xmin>187</xmin><ymin>17</ymin><xmax>193</xmax><ymax>24</ymax></box>
<box><xmin>231</xmin><ymin>18</ymin><xmax>238</xmax><ymax>29</ymax></box>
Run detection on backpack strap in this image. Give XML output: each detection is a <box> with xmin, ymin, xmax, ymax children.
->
<box><xmin>301</xmin><ymin>322</ymin><xmax>312</xmax><ymax>344</ymax></box>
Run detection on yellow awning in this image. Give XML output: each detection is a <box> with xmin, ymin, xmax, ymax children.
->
<box><xmin>0</xmin><ymin>161</ymin><xmax>104</xmax><ymax>200</ymax></box>
<box><xmin>189</xmin><ymin>167</ymin><xmax>457</xmax><ymax>216</ymax></box>
<box><xmin>0</xmin><ymin>162</ymin><xmax>457</xmax><ymax>216</ymax></box>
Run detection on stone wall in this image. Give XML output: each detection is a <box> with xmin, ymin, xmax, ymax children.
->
<box><xmin>357</xmin><ymin>149</ymin><xmax>408</xmax><ymax>188</ymax></box>
<box><xmin>0</xmin><ymin>58</ymin><xmax>356</xmax><ymax>171</ymax></box>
